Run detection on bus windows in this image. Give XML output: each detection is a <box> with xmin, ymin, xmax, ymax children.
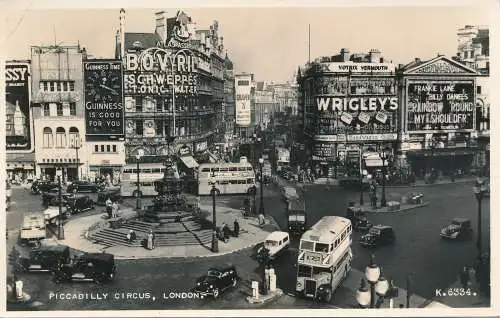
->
<box><xmin>219</xmin><ymin>180</ymin><xmax>229</xmax><ymax>185</ymax></box>
<box><xmin>299</xmin><ymin>240</ymin><xmax>314</xmax><ymax>251</ymax></box>
<box><xmin>312</xmin><ymin>267</ymin><xmax>331</xmax><ymax>275</ymax></box>
<box><xmin>229</xmin><ymin>180</ymin><xmax>238</xmax><ymax>185</ymax></box>
<box><xmin>141</xmin><ymin>168</ymin><xmax>152</xmax><ymax>173</ymax></box>
<box><xmin>219</xmin><ymin>167</ymin><xmax>228</xmax><ymax>172</ymax></box>
<box><xmin>297</xmin><ymin>265</ymin><xmax>312</xmax><ymax>277</ymax></box>
<box><xmin>238</xmin><ymin>167</ymin><xmax>246</xmax><ymax>171</ymax></box>
<box><xmin>237</xmin><ymin>180</ymin><xmax>245</xmax><ymax>184</ymax></box>
<box><xmin>247</xmin><ymin>179</ymin><xmax>253</xmax><ymax>184</ymax></box>
<box><xmin>201</xmin><ymin>168</ymin><xmax>211</xmax><ymax>173</ymax></box>
<box><xmin>152</xmin><ymin>168</ymin><xmax>161</xmax><ymax>173</ymax></box>
<box><xmin>229</xmin><ymin>167</ymin><xmax>237</xmax><ymax>172</ymax></box>
<box><xmin>246</xmin><ymin>167</ymin><xmax>253</xmax><ymax>171</ymax></box>
<box><xmin>315</xmin><ymin>243</ymin><xmax>329</xmax><ymax>253</ymax></box>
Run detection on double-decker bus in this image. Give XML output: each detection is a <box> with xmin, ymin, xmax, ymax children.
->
<box><xmin>119</xmin><ymin>163</ymin><xmax>166</xmax><ymax>197</ymax></box>
<box><xmin>296</xmin><ymin>216</ymin><xmax>353</xmax><ymax>302</ymax></box>
<box><xmin>198</xmin><ymin>162</ymin><xmax>256</xmax><ymax>195</ymax></box>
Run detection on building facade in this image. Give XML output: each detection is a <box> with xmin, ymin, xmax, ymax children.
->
<box><xmin>223</xmin><ymin>54</ymin><xmax>236</xmax><ymax>145</ymax></box>
<box><xmin>5</xmin><ymin>60</ymin><xmax>36</xmax><ymax>181</ymax></box>
<box><xmin>115</xmin><ymin>10</ymin><xmax>226</xmax><ymax>165</ymax></box>
<box><xmin>398</xmin><ymin>55</ymin><xmax>479</xmax><ymax>178</ymax></box>
<box><xmin>254</xmin><ymin>83</ymin><xmax>278</xmax><ymax>129</ymax></box>
<box><xmin>30</xmin><ymin>45</ymin><xmax>87</xmax><ymax>182</ymax></box>
<box><xmin>297</xmin><ymin>49</ymin><xmax>400</xmax><ymax>179</ymax></box>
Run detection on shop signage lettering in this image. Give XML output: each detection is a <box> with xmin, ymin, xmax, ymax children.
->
<box><xmin>324</xmin><ymin>62</ymin><xmax>396</xmax><ymax>73</ymax></box>
<box><xmin>84</xmin><ymin>60</ymin><xmax>124</xmax><ymax>137</ymax></box>
<box><xmin>6</xmin><ymin>62</ymin><xmax>33</xmax><ymax>152</ymax></box>
<box><xmin>235</xmin><ymin>75</ymin><xmax>252</xmax><ymax>127</ymax></box>
<box><xmin>407</xmin><ymin>81</ymin><xmax>474</xmax><ymax>131</ymax></box>
<box><xmin>317</xmin><ymin>97</ymin><xmax>398</xmax><ymax>112</ymax></box>
<box><xmin>347</xmin><ymin>133</ymin><xmax>398</xmax><ymax>142</ymax></box>
<box><xmin>195</xmin><ymin>141</ymin><xmax>207</xmax><ymax>152</ymax></box>
<box><xmin>124</xmin><ymin>48</ymin><xmax>197</xmax><ymax>95</ymax></box>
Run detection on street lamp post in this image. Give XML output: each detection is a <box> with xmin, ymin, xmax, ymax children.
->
<box><xmin>356</xmin><ymin>254</ymin><xmax>391</xmax><ymax>308</ymax></box>
<box><xmin>473</xmin><ymin>179</ymin><xmax>488</xmax><ymax>259</ymax></box>
<box><xmin>210</xmin><ymin>173</ymin><xmax>219</xmax><ymax>253</ymax></box>
<box><xmin>251</xmin><ymin>133</ymin><xmax>257</xmax><ymax>166</ymax></box>
<box><xmin>135</xmin><ymin>153</ymin><xmax>142</xmax><ymax>210</ymax></box>
<box><xmin>56</xmin><ymin>168</ymin><xmax>64</xmax><ymax>240</ymax></box>
<box><xmin>379</xmin><ymin>149</ymin><xmax>391</xmax><ymax>208</ymax></box>
<box><xmin>360</xmin><ymin>161</ymin><xmax>367</xmax><ymax>206</ymax></box>
<box><xmin>258</xmin><ymin>157</ymin><xmax>265</xmax><ymax>216</ymax></box>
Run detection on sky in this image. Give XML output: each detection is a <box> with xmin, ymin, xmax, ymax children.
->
<box><xmin>2</xmin><ymin>1</ymin><xmax>492</xmax><ymax>83</ymax></box>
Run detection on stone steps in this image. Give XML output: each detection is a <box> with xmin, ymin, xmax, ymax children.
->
<box><xmin>90</xmin><ymin>228</ymin><xmax>143</xmax><ymax>247</ymax></box>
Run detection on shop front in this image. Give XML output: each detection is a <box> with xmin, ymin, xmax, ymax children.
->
<box><xmin>88</xmin><ymin>163</ymin><xmax>123</xmax><ymax>185</ymax></box>
<box><xmin>37</xmin><ymin>161</ymin><xmax>81</xmax><ymax>183</ymax></box>
<box><xmin>6</xmin><ymin>153</ymin><xmax>36</xmax><ymax>183</ymax></box>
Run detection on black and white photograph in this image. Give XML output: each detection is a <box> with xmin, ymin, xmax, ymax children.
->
<box><xmin>2</xmin><ymin>0</ymin><xmax>498</xmax><ymax>316</ymax></box>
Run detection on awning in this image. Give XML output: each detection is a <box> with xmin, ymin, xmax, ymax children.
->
<box><xmin>364</xmin><ymin>158</ymin><xmax>384</xmax><ymax>167</ymax></box>
<box><xmin>180</xmin><ymin>156</ymin><xmax>199</xmax><ymax>169</ymax></box>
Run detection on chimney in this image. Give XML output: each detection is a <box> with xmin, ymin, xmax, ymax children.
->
<box><xmin>119</xmin><ymin>8</ymin><xmax>125</xmax><ymax>59</ymax></box>
<box><xmin>155</xmin><ymin>11</ymin><xmax>167</xmax><ymax>44</ymax></box>
<box><xmin>369</xmin><ymin>49</ymin><xmax>381</xmax><ymax>63</ymax></box>
<box><xmin>340</xmin><ymin>48</ymin><xmax>350</xmax><ymax>62</ymax></box>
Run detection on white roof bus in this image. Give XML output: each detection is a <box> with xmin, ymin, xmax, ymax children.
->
<box><xmin>296</xmin><ymin>216</ymin><xmax>353</xmax><ymax>302</ymax></box>
<box><xmin>198</xmin><ymin>162</ymin><xmax>256</xmax><ymax>195</ymax></box>
<box><xmin>120</xmin><ymin>163</ymin><xmax>169</xmax><ymax>197</ymax></box>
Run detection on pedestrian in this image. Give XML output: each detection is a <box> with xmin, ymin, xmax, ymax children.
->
<box><xmin>112</xmin><ymin>201</ymin><xmax>119</xmax><ymax>218</ymax></box>
<box><xmin>258</xmin><ymin>213</ymin><xmax>265</xmax><ymax>227</ymax></box>
<box><xmin>146</xmin><ymin>230</ymin><xmax>155</xmax><ymax>250</ymax></box>
<box><xmin>233</xmin><ymin>219</ymin><xmax>240</xmax><ymax>237</ymax></box>
<box><xmin>460</xmin><ymin>266</ymin><xmax>470</xmax><ymax>288</ymax></box>
<box><xmin>105</xmin><ymin>198</ymin><xmax>113</xmax><ymax>219</ymax></box>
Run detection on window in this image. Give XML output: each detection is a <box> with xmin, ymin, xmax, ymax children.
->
<box><xmin>69</xmin><ymin>103</ymin><xmax>76</xmax><ymax>116</ymax></box>
<box><xmin>299</xmin><ymin>240</ymin><xmax>314</xmax><ymax>251</ymax></box>
<box><xmin>136</xmin><ymin>120</ymin><xmax>144</xmax><ymax>135</ymax></box>
<box><xmin>155</xmin><ymin>120</ymin><xmax>163</xmax><ymax>136</ymax></box>
<box><xmin>43</xmin><ymin>104</ymin><xmax>50</xmax><ymax>116</ymax></box>
<box><xmin>43</xmin><ymin>127</ymin><xmax>53</xmax><ymax>148</ymax></box>
<box><xmin>112</xmin><ymin>145</ymin><xmax>117</xmax><ymax>152</ymax></box>
<box><xmin>95</xmin><ymin>145</ymin><xmax>99</xmax><ymax>152</ymax></box>
<box><xmin>107</xmin><ymin>145</ymin><xmax>111</xmax><ymax>152</ymax></box>
<box><xmin>68</xmin><ymin>81</ymin><xmax>74</xmax><ymax>91</ymax></box>
<box><xmin>315</xmin><ymin>243</ymin><xmax>329</xmax><ymax>252</ymax></box>
<box><xmin>56</xmin><ymin>104</ymin><xmax>63</xmax><ymax>116</ymax></box>
<box><xmin>135</xmin><ymin>97</ymin><xmax>143</xmax><ymax>112</ymax></box>
<box><xmin>297</xmin><ymin>265</ymin><xmax>312</xmax><ymax>277</ymax></box>
<box><xmin>55</xmin><ymin>127</ymin><xmax>66</xmax><ymax>148</ymax></box>
<box><xmin>50</xmin><ymin>82</ymin><xmax>56</xmax><ymax>92</ymax></box>
<box><xmin>101</xmin><ymin>145</ymin><xmax>105</xmax><ymax>152</ymax></box>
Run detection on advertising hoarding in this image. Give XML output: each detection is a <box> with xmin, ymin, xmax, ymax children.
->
<box><xmin>235</xmin><ymin>75</ymin><xmax>252</xmax><ymax>127</ymax></box>
<box><xmin>406</xmin><ymin>80</ymin><xmax>475</xmax><ymax>131</ymax></box>
<box><xmin>6</xmin><ymin>62</ymin><xmax>33</xmax><ymax>152</ymax></box>
<box><xmin>83</xmin><ymin>60</ymin><xmax>124</xmax><ymax>138</ymax></box>
<box><xmin>320</xmin><ymin>62</ymin><xmax>396</xmax><ymax>73</ymax></box>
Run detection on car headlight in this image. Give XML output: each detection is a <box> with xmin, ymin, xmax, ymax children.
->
<box><xmin>197</xmin><ymin>282</ymin><xmax>200</xmax><ymax>286</ymax></box>
<box><xmin>209</xmin><ymin>285</ymin><xmax>213</xmax><ymax>288</ymax></box>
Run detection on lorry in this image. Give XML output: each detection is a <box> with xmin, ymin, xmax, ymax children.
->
<box><xmin>19</xmin><ymin>213</ymin><xmax>46</xmax><ymax>246</ymax></box>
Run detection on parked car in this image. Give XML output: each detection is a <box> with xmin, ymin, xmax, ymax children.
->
<box><xmin>287</xmin><ymin>199</ymin><xmax>307</xmax><ymax>235</ymax></box>
<box><xmin>360</xmin><ymin>225</ymin><xmax>395</xmax><ymax>247</ymax></box>
<box><xmin>67</xmin><ymin>181</ymin><xmax>104</xmax><ymax>193</ymax></box>
<box><xmin>31</xmin><ymin>181</ymin><xmax>58</xmax><ymax>195</ymax></box>
<box><xmin>440</xmin><ymin>218</ymin><xmax>473</xmax><ymax>240</ymax></box>
<box><xmin>281</xmin><ymin>186</ymin><xmax>299</xmax><ymax>203</ymax></box>
<box><xmin>17</xmin><ymin>245</ymin><xmax>70</xmax><ymax>272</ymax></box>
<box><xmin>42</xmin><ymin>191</ymin><xmax>72</xmax><ymax>207</ymax></box>
<box><xmin>67</xmin><ymin>195</ymin><xmax>95</xmax><ymax>214</ymax></box>
<box><xmin>52</xmin><ymin>252</ymin><xmax>116</xmax><ymax>284</ymax></box>
<box><xmin>96</xmin><ymin>189</ymin><xmax>122</xmax><ymax>206</ymax></box>
<box><xmin>193</xmin><ymin>265</ymin><xmax>238</xmax><ymax>299</ymax></box>
<box><xmin>19</xmin><ymin>213</ymin><xmax>46</xmax><ymax>246</ymax></box>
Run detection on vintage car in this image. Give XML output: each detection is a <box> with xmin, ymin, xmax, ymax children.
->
<box><xmin>281</xmin><ymin>186</ymin><xmax>300</xmax><ymax>203</ymax></box>
<box><xmin>42</xmin><ymin>191</ymin><xmax>72</xmax><ymax>208</ymax></box>
<box><xmin>346</xmin><ymin>206</ymin><xmax>372</xmax><ymax>232</ymax></box>
<box><xmin>67</xmin><ymin>195</ymin><xmax>95</xmax><ymax>214</ymax></box>
<box><xmin>440</xmin><ymin>218</ymin><xmax>473</xmax><ymax>240</ymax></box>
<box><xmin>96</xmin><ymin>189</ymin><xmax>122</xmax><ymax>206</ymax></box>
<box><xmin>31</xmin><ymin>181</ymin><xmax>59</xmax><ymax>195</ymax></box>
<box><xmin>257</xmin><ymin>231</ymin><xmax>290</xmax><ymax>260</ymax></box>
<box><xmin>287</xmin><ymin>199</ymin><xmax>307</xmax><ymax>235</ymax></box>
<box><xmin>17</xmin><ymin>245</ymin><xmax>70</xmax><ymax>272</ymax></box>
<box><xmin>52</xmin><ymin>252</ymin><xmax>116</xmax><ymax>284</ymax></box>
<box><xmin>19</xmin><ymin>213</ymin><xmax>46</xmax><ymax>246</ymax></box>
<box><xmin>193</xmin><ymin>265</ymin><xmax>238</xmax><ymax>299</ymax></box>
<box><xmin>360</xmin><ymin>225</ymin><xmax>395</xmax><ymax>247</ymax></box>
<box><xmin>67</xmin><ymin>180</ymin><xmax>105</xmax><ymax>193</ymax></box>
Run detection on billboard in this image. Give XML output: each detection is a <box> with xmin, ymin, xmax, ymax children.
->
<box><xmin>6</xmin><ymin>62</ymin><xmax>33</xmax><ymax>152</ymax></box>
<box><xmin>406</xmin><ymin>81</ymin><xmax>475</xmax><ymax>131</ymax></box>
<box><xmin>320</xmin><ymin>62</ymin><xmax>396</xmax><ymax>73</ymax></box>
<box><xmin>235</xmin><ymin>75</ymin><xmax>252</xmax><ymax>127</ymax></box>
<box><xmin>84</xmin><ymin>60</ymin><xmax>124</xmax><ymax>138</ymax></box>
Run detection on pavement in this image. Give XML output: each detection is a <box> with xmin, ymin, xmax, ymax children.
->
<box><xmin>312</xmin><ymin>176</ymin><xmax>479</xmax><ymax>188</ymax></box>
<box><xmin>45</xmin><ymin>203</ymin><xmax>280</xmax><ymax>260</ymax></box>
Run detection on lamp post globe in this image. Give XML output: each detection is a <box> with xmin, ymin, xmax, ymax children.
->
<box><xmin>356</xmin><ymin>279</ymin><xmax>371</xmax><ymax>308</ymax></box>
<box><xmin>375</xmin><ymin>274</ymin><xmax>389</xmax><ymax>296</ymax></box>
<box><xmin>365</xmin><ymin>254</ymin><xmax>381</xmax><ymax>283</ymax></box>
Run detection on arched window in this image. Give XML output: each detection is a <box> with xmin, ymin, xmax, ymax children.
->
<box><xmin>43</xmin><ymin>127</ymin><xmax>53</xmax><ymax>148</ymax></box>
<box><xmin>55</xmin><ymin>127</ymin><xmax>66</xmax><ymax>148</ymax></box>
<box><xmin>69</xmin><ymin>127</ymin><xmax>80</xmax><ymax>148</ymax></box>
